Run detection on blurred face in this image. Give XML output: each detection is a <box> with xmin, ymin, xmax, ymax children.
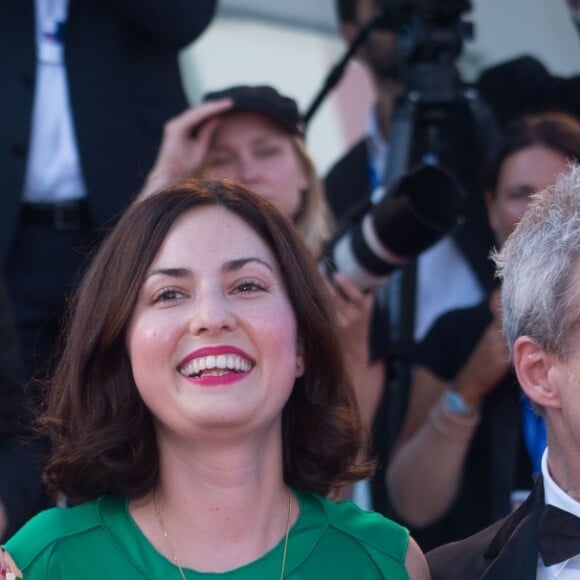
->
<box><xmin>487</xmin><ymin>145</ymin><xmax>569</xmax><ymax>246</ymax></box>
<box><xmin>343</xmin><ymin>0</ymin><xmax>399</xmax><ymax>80</ymax></box>
<box><xmin>201</xmin><ymin>112</ymin><xmax>308</xmax><ymax>220</ymax></box>
<box><xmin>126</xmin><ymin>206</ymin><xmax>303</xmax><ymax>442</ymax></box>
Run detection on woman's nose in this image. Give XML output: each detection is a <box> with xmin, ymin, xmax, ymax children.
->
<box><xmin>188</xmin><ymin>287</ymin><xmax>236</xmax><ymax>336</ymax></box>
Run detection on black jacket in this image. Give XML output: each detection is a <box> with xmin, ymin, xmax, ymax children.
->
<box><xmin>0</xmin><ymin>0</ymin><xmax>217</xmax><ymax>262</ymax></box>
<box><xmin>427</xmin><ymin>477</ymin><xmax>544</xmax><ymax>579</ymax></box>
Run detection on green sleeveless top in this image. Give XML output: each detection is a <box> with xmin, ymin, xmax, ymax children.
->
<box><xmin>5</xmin><ymin>489</ymin><xmax>410</xmax><ymax>579</ymax></box>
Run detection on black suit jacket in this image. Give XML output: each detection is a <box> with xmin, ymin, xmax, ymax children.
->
<box><xmin>0</xmin><ymin>0</ymin><xmax>217</xmax><ymax>263</ymax></box>
<box><xmin>427</xmin><ymin>477</ymin><xmax>544</xmax><ymax>580</ymax></box>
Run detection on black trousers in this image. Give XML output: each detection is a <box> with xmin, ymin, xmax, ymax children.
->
<box><xmin>4</xmin><ymin>202</ymin><xmax>96</xmax><ymax>383</ymax></box>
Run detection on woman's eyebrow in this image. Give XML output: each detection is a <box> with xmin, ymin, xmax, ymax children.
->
<box><xmin>145</xmin><ymin>259</ymin><xmax>274</xmax><ymax>280</ymax></box>
<box><xmin>145</xmin><ymin>267</ymin><xmax>191</xmax><ymax>280</ymax></box>
<box><xmin>222</xmin><ymin>257</ymin><xmax>274</xmax><ymax>274</ymax></box>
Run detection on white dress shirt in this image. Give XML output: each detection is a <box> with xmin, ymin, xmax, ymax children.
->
<box><xmin>538</xmin><ymin>448</ymin><xmax>580</xmax><ymax>579</ymax></box>
<box><xmin>23</xmin><ymin>0</ymin><xmax>87</xmax><ymax>203</ymax></box>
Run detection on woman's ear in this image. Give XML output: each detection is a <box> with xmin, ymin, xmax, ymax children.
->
<box><xmin>513</xmin><ymin>336</ymin><xmax>561</xmax><ymax>409</ymax></box>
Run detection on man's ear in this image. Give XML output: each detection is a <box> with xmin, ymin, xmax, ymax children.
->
<box><xmin>513</xmin><ymin>336</ymin><xmax>560</xmax><ymax>409</ymax></box>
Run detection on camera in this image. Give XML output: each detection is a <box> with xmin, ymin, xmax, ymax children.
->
<box><xmin>376</xmin><ymin>0</ymin><xmax>473</xmax><ymax>56</ymax></box>
<box><xmin>318</xmin><ymin>1</ymin><xmax>482</xmax><ymax>293</ymax></box>
<box><xmin>322</xmin><ymin>163</ymin><xmax>463</xmax><ymax>291</ymax></box>
<box><xmin>372</xmin><ymin>0</ymin><xmax>473</xmax><ymax>108</ymax></box>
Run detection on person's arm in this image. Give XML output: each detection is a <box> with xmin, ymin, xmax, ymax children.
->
<box><xmin>326</xmin><ymin>273</ymin><xmax>384</xmax><ymax>429</ymax></box>
<box><xmin>324</xmin><ymin>273</ymin><xmax>385</xmax><ymax>502</ymax></box>
<box><xmin>387</xmin><ymin>294</ymin><xmax>510</xmax><ymax>526</ymax></box>
<box><xmin>387</xmin><ymin>366</ymin><xmax>480</xmax><ymax>526</ymax></box>
<box><xmin>405</xmin><ymin>536</ymin><xmax>430</xmax><ymax>580</ymax></box>
<box><xmin>101</xmin><ymin>0</ymin><xmax>218</xmax><ymax>49</ymax></box>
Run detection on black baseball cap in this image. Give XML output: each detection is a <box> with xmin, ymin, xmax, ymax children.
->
<box><xmin>202</xmin><ymin>85</ymin><xmax>305</xmax><ymax>136</ymax></box>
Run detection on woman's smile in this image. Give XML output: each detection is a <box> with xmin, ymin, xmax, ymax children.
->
<box><xmin>178</xmin><ymin>345</ymin><xmax>255</xmax><ymax>386</ymax></box>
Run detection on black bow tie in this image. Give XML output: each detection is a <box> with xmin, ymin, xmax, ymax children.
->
<box><xmin>538</xmin><ymin>504</ymin><xmax>580</xmax><ymax>566</ymax></box>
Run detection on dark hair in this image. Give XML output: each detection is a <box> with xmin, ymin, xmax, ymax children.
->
<box><xmin>39</xmin><ymin>179</ymin><xmax>372</xmax><ymax>502</ymax></box>
<box><xmin>336</xmin><ymin>0</ymin><xmax>357</xmax><ymax>23</ymax></box>
<box><xmin>484</xmin><ymin>112</ymin><xmax>580</xmax><ymax>196</ymax></box>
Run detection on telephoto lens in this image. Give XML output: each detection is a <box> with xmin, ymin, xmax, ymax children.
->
<box><xmin>323</xmin><ymin>163</ymin><xmax>463</xmax><ymax>291</ymax></box>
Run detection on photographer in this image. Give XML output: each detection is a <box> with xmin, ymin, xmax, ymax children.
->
<box><xmin>327</xmin><ymin>0</ymin><xmax>495</xmax><ymax>342</ymax></box>
<box><xmin>325</xmin><ymin>0</ymin><xmax>580</xmax><ymax>517</ymax></box>
<box><xmin>326</xmin><ymin>0</ymin><xmax>496</xmax><ymax>515</ymax></box>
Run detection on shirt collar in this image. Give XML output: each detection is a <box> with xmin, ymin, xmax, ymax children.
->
<box><xmin>542</xmin><ymin>448</ymin><xmax>580</xmax><ymax>518</ymax></box>
<box><xmin>541</xmin><ymin>448</ymin><xmax>580</xmax><ymax>577</ymax></box>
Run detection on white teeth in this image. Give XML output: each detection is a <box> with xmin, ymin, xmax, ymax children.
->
<box><xmin>179</xmin><ymin>353</ymin><xmax>252</xmax><ymax>377</ymax></box>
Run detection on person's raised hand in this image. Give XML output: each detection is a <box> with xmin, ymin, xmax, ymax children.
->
<box><xmin>454</xmin><ymin>288</ymin><xmax>511</xmax><ymax>406</ymax></box>
<box><xmin>326</xmin><ymin>271</ymin><xmax>374</xmax><ymax>368</ymax></box>
<box><xmin>139</xmin><ymin>99</ymin><xmax>233</xmax><ymax>200</ymax></box>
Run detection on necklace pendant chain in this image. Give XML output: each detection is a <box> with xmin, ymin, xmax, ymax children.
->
<box><xmin>279</xmin><ymin>487</ymin><xmax>292</xmax><ymax>580</ymax></box>
<box><xmin>153</xmin><ymin>487</ymin><xmax>293</xmax><ymax>580</ymax></box>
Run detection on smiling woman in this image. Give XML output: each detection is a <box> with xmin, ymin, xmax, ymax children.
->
<box><xmin>1</xmin><ymin>180</ymin><xmax>428</xmax><ymax>579</ymax></box>
<box><xmin>126</xmin><ymin>203</ymin><xmax>303</xmax><ymax>439</ymax></box>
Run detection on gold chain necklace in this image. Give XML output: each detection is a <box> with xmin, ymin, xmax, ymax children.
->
<box><xmin>153</xmin><ymin>487</ymin><xmax>293</xmax><ymax>580</ymax></box>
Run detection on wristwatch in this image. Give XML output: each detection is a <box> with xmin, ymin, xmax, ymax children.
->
<box><xmin>443</xmin><ymin>387</ymin><xmax>478</xmax><ymax>415</ymax></box>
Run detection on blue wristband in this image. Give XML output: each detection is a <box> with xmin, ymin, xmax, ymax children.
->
<box><xmin>443</xmin><ymin>387</ymin><xmax>478</xmax><ymax>415</ymax></box>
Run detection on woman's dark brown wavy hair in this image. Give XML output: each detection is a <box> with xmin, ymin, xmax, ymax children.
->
<box><xmin>40</xmin><ymin>179</ymin><xmax>373</xmax><ymax>502</ymax></box>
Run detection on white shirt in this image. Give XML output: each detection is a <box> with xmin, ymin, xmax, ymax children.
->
<box><xmin>22</xmin><ymin>0</ymin><xmax>87</xmax><ymax>203</ymax></box>
<box><xmin>538</xmin><ymin>448</ymin><xmax>580</xmax><ymax>579</ymax></box>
